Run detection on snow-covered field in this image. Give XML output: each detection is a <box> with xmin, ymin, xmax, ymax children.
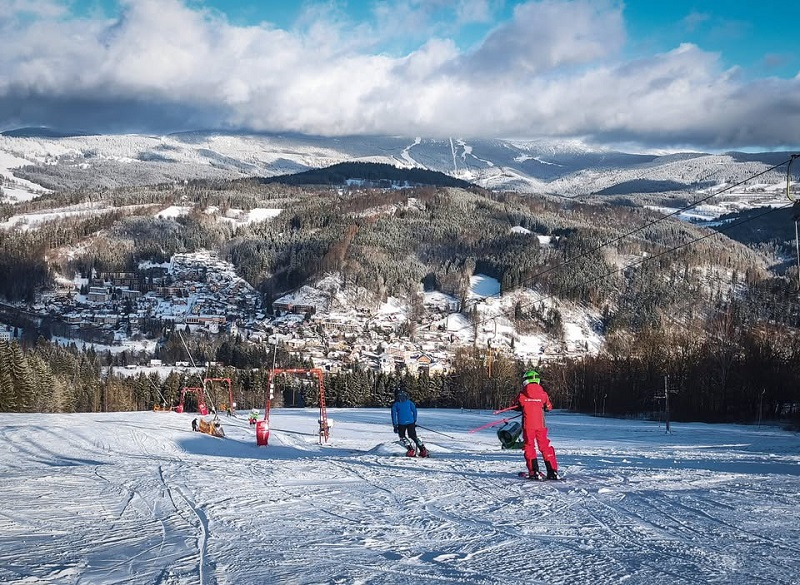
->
<box><xmin>1</xmin><ymin>409</ymin><xmax>797</xmax><ymax>584</ymax></box>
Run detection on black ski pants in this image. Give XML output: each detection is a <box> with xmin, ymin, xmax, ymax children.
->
<box><xmin>397</xmin><ymin>423</ymin><xmax>422</xmax><ymax>446</ymax></box>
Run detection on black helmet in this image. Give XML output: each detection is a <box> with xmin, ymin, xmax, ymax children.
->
<box><xmin>395</xmin><ymin>389</ymin><xmax>409</xmax><ymax>401</ymax></box>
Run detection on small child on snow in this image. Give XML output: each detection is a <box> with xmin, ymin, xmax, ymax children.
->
<box><xmin>391</xmin><ymin>389</ymin><xmax>428</xmax><ymax>457</ymax></box>
<box><xmin>514</xmin><ymin>370</ymin><xmax>559</xmax><ymax>480</ymax></box>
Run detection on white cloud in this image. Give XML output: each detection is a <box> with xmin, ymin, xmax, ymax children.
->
<box><xmin>681</xmin><ymin>10</ymin><xmax>710</xmax><ymax>33</ymax></box>
<box><xmin>371</xmin><ymin>0</ymin><xmax>494</xmax><ymax>42</ymax></box>
<box><xmin>0</xmin><ymin>0</ymin><xmax>797</xmax><ymax>149</ymax></box>
<box><xmin>455</xmin><ymin>0</ymin><xmax>495</xmax><ymax>25</ymax></box>
<box><xmin>461</xmin><ymin>0</ymin><xmax>625</xmax><ymax>76</ymax></box>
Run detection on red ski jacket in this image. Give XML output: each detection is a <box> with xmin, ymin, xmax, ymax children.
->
<box><xmin>515</xmin><ymin>382</ymin><xmax>553</xmax><ymax>430</ymax></box>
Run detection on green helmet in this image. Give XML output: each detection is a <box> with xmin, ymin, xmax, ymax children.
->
<box><xmin>523</xmin><ymin>370</ymin><xmax>540</xmax><ymax>384</ymax></box>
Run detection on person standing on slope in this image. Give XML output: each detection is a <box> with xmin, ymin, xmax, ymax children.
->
<box><xmin>391</xmin><ymin>389</ymin><xmax>428</xmax><ymax>457</ymax></box>
<box><xmin>514</xmin><ymin>370</ymin><xmax>559</xmax><ymax>480</ymax></box>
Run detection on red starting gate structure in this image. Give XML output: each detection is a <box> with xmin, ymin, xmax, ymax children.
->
<box><xmin>175</xmin><ymin>387</ymin><xmax>208</xmax><ymax>415</ymax></box>
<box><xmin>261</xmin><ymin>368</ymin><xmax>329</xmax><ymax>445</ymax></box>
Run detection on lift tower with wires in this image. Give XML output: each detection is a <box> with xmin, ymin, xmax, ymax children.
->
<box><xmin>259</xmin><ymin>368</ymin><xmax>329</xmax><ymax>446</ymax></box>
<box><xmin>655</xmin><ymin>375</ymin><xmax>679</xmax><ymax>434</ymax></box>
<box><xmin>204</xmin><ymin>377</ymin><xmax>235</xmax><ymax>414</ymax></box>
<box><xmin>787</xmin><ymin>154</ymin><xmax>800</xmax><ymax>289</ymax></box>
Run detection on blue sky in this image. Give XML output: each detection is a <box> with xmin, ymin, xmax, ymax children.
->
<box><xmin>1</xmin><ymin>0</ymin><xmax>798</xmax><ymax>150</ymax></box>
<box><xmin>624</xmin><ymin>1</ymin><xmax>798</xmax><ymax>78</ymax></box>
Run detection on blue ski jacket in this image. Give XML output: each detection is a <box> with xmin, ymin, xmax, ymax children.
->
<box><xmin>391</xmin><ymin>397</ymin><xmax>417</xmax><ymax>426</ymax></box>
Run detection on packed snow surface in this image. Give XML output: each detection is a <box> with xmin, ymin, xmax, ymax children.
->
<box><xmin>0</xmin><ymin>409</ymin><xmax>798</xmax><ymax>584</ymax></box>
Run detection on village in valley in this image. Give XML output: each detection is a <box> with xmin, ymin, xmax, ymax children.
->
<box><xmin>3</xmin><ymin>242</ymin><xmax>604</xmax><ymax>379</ymax></box>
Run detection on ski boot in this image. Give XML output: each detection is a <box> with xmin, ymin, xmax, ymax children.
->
<box><xmin>544</xmin><ymin>460</ymin><xmax>560</xmax><ymax>480</ymax></box>
<box><xmin>401</xmin><ymin>438</ymin><xmax>416</xmax><ymax>457</ymax></box>
<box><xmin>417</xmin><ymin>443</ymin><xmax>428</xmax><ymax>458</ymax></box>
<box><xmin>525</xmin><ymin>459</ymin><xmax>545</xmax><ymax>481</ymax></box>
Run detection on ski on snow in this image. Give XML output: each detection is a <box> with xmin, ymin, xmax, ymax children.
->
<box><xmin>396</xmin><ymin>439</ymin><xmax>430</xmax><ymax>458</ymax></box>
<box><xmin>517</xmin><ymin>471</ymin><xmax>564</xmax><ymax>481</ymax></box>
<box><xmin>392</xmin><ymin>450</ymin><xmax>431</xmax><ymax>458</ymax></box>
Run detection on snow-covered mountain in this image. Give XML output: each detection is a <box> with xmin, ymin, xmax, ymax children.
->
<box><xmin>0</xmin><ymin>130</ymin><xmax>793</xmax><ymax>200</ymax></box>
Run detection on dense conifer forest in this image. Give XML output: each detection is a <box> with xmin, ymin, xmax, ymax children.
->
<box><xmin>258</xmin><ymin>161</ymin><xmax>475</xmax><ymax>188</ymax></box>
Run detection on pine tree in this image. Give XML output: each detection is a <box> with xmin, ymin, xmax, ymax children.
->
<box><xmin>8</xmin><ymin>342</ymin><xmax>34</xmax><ymax>412</ymax></box>
<box><xmin>28</xmin><ymin>353</ymin><xmax>56</xmax><ymax>412</ymax></box>
<box><xmin>0</xmin><ymin>342</ymin><xmax>16</xmax><ymax>411</ymax></box>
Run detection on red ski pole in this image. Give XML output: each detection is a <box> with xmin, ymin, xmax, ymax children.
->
<box><xmin>492</xmin><ymin>405</ymin><xmax>518</xmax><ymax>415</ymax></box>
<box><xmin>468</xmin><ymin>413</ymin><xmax>521</xmax><ymax>433</ymax></box>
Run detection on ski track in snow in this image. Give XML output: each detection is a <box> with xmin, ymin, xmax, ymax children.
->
<box><xmin>400</xmin><ymin>138</ymin><xmax>421</xmax><ymax>167</ymax></box>
<box><xmin>0</xmin><ymin>410</ymin><xmax>798</xmax><ymax>584</ymax></box>
<box><xmin>449</xmin><ymin>138</ymin><xmax>458</xmax><ymax>173</ymax></box>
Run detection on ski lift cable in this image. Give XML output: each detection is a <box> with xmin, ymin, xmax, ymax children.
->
<box><xmin>445</xmin><ymin>158</ymin><xmax>797</xmax><ymax>336</ymax></box>
<box><xmin>145</xmin><ymin>374</ymin><xmax>169</xmax><ymax>407</ymax></box>
<box><xmin>448</xmin><ymin>200</ymin><xmax>797</xmax><ymax>337</ymax></box>
<box><xmin>177</xmin><ymin>328</ymin><xmax>215</xmax><ymax>408</ymax></box>
<box><xmin>617</xmin><ymin>258</ymin><xmax>750</xmax><ymax>316</ymax></box>
<box><xmin>176</xmin><ymin>328</ymin><xmax>197</xmax><ymax>369</ymax></box>
<box><xmin>506</xmin><ymin>157</ymin><xmax>793</xmax><ymax>296</ymax></box>
<box><xmin>655</xmin><ymin>269</ymin><xmax>758</xmax><ymax>338</ymax></box>
<box><xmin>788</xmin><ymin>154</ymin><xmax>799</xmax><ymax>202</ymax></box>
<box><xmin>415</xmin><ymin>424</ymin><xmax>457</xmax><ymax>440</ymax></box>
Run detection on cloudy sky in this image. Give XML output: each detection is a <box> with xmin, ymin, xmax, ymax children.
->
<box><xmin>1</xmin><ymin>0</ymin><xmax>798</xmax><ymax>150</ymax></box>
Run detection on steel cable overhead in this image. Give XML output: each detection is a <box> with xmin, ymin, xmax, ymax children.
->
<box><xmin>490</xmin><ymin>157</ymin><xmax>794</xmax><ymax>300</ymax></box>
<box><xmin>445</xmin><ymin>156</ymin><xmax>798</xmax><ymax>338</ymax></box>
<box><xmin>450</xmin><ymin>200</ymin><xmax>796</xmax><ymax>339</ymax></box>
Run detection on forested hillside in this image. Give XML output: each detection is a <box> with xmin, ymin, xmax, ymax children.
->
<box><xmin>258</xmin><ymin>161</ymin><xmax>474</xmax><ymax>188</ymax></box>
<box><xmin>1</xmin><ymin>172</ymin><xmax>799</xmax><ymax>425</ymax></box>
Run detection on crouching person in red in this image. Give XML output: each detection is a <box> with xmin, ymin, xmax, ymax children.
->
<box><xmin>515</xmin><ymin>370</ymin><xmax>559</xmax><ymax>480</ymax></box>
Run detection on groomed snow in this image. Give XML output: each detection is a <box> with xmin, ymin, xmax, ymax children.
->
<box><xmin>0</xmin><ymin>202</ymin><xmax>114</xmax><ymax>231</ymax></box>
<box><xmin>0</xmin><ymin>409</ymin><xmax>797</xmax><ymax>584</ymax></box>
<box><xmin>156</xmin><ymin>205</ymin><xmax>193</xmax><ymax>218</ymax></box>
<box><xmin>217</xmin><ymin>208</ymin><xmax>282</xmax><ymax>226</ymax></box>
<box><xmin>0</xmin><ymin>149</ymin><xmax>50</xmax><ymax>203</ymax></box>
<box><xmin>468</xmin><ymin>275</ymin><xmax>501</xmax><ymax>299</ymax></box>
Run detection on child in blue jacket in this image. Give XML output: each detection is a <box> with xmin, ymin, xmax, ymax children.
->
<box><xmin>391</xmin><ymin>390</ymin><xmax>428</xmax><ymax>457</ymax></box>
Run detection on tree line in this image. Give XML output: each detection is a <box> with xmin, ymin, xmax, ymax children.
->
<box><xmin>2</xmin><ymin>328</ymin><xmax>798</xmax><ymax>428</ymax></box>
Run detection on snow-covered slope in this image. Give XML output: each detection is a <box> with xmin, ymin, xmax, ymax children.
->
<box><xmin>0</xmin><ymin>131</ymin><xmax>793</xmax><ymax>198</ymax></box>
<box><xmin>1</xmin><ymin>409</ymin><xmax>797</xmax><ymax>584</ymax></box>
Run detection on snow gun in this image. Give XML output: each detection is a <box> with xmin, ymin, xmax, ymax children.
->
<box><xmin>468</xmin><ymin>406</ymin><xmax>523</xmax><ymax>448</ymax></box>
<box><xmin>493</xmin><ymin>405</ymin><xmax>523</xmax><ymax>448</ymax></box>
<box><xmin>496</xmin><ymin>420</ymin><xmax>523</xmax><ymax>449</ymax></box>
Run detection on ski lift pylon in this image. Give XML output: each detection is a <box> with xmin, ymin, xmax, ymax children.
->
<box><xmin>262</xmin><ymin>368</ymin><xmax>329</xmax><ymax>445</ymax></box>
<box><xmin>204</xmin><ymin>377</ymin><xmax>235</xmax><ymax>413</ymax></box>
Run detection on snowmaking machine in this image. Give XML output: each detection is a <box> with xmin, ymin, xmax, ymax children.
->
<box><xmin>497</xmin><ymin>420</ymin><xmax>523</xmax><ymax>449</ymax></box>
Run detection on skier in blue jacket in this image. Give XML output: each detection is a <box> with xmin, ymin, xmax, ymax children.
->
<box><xmin>391</xmin><ymin>389</ymin><xmax>428</xmax><ymax>457</ymax></box>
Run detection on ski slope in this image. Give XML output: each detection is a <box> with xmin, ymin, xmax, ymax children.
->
<box><xmin>0</xmin><ymin>409</ymin><xmax>798</xmax><ymax>584</ymax></box>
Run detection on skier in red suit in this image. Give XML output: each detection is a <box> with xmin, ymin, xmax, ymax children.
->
<box><xmin>514</xmin><ymin>370</ymin><xmax>559</xmax><ymax>480</ymax></box>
